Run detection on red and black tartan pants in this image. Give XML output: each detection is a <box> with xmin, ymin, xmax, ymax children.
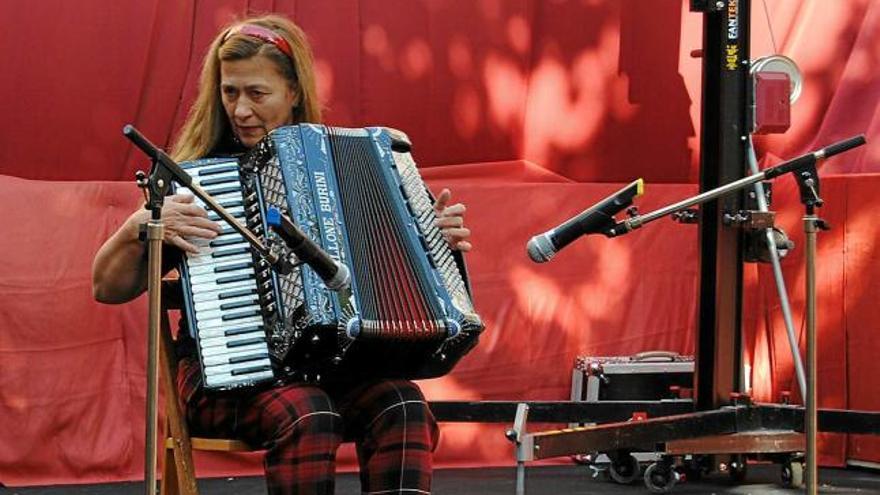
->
<box><xmin>177</xmin><ymin>357</ymin><xmax>440</xmax><ymax>495</ymax></box>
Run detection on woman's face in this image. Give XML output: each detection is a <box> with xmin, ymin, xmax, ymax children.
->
<box><xmin>220</xmin><ymin>55</ymin><xmax>298</xmax><ymax>148</ymax></box>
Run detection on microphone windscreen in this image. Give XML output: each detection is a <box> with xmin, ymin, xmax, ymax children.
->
<box><xmin>526</xmin><ymin>235</ymin><xmax>554</xmax><ymax>263</ymax></box>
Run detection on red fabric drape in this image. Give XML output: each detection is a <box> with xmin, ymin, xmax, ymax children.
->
<box><xmin>4</xmin><ymin>1</ymin><xmax>877</xmax><ymax>183</ymax></box>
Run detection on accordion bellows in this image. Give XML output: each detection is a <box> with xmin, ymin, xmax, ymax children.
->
<box><xmin>177</xmin><ymin>125</ymin><xmax>483</xmax><ymax>391</ymax></box>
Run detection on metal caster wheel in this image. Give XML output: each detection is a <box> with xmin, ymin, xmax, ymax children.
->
<box><xmin>781</xmin><ymin>460</ymin><xmax>805</xmax><ymax>488</ymax></box>
<box><xmin>644</xmin><ymin>462</ymin><xmax>679</xmax><ymax>493</ymax></box>
<box><xmin>608</xmin><ymin>454</ymin><xmax>640</xmax><ymax>484</ymax></box>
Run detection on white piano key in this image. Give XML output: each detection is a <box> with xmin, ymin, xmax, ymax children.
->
<box><xmin>195</xmin><ymin>305</ymin><xmax>260</xmax><ymax>322</ymax></box>
<box><xmin>194</xmin><ymin>314</ymin><xmax>264</xmax><ymax>331</ymax></box>
<box><xmin>203</xmin><ymin>359</ymin><xmax>273</xmax><ymax>377</ymax></box>
<box><xmin>189</xmin><ymin>267</ymin><xmax>254</xmax><ymax>285</ymax></box>
<box><xmin>193</xmin><ymin>293</ymin><xmax>259</xmax><ymax>312</ymax></box>
<box><xmin>196</xmin><ymin>323</ymin><xmax>262</xmax><ymax>339</ymax></box>
<box><xmin>199</xmin><ymin>330</ymin><xmax>266</xmax><ymax>348</ymax></box>
<box><xmin>186</xmin><ymin>251</ymin><xmax>251</xmax><ymax>267</ymax></box>
<box><xmin>190</xmin><ymin>282</ymin><xmax>259</xmax><ymax>302</ymax></box>
<box><xmin>188</xmin><ymin>161</ymin><xmax>239</xmax><ymax>175</ymax></box>
<box><xmin>191</xmin><ymin>170</ymin><xmax>240</xmax><ymax>183</ymax></box>
<box><xmin>201</xmin><ymin>343</ymin><xmax>269</xmax><ymax>365</ymax></box>
<box><xmin>205</xmin><ymin>369</ymin><xmax>274</xmax><ymax>388</ymax></box>
<box><xmin>187</xmin><ymin>256</ymin><xmax>250</xmax><ymax>275</ymax></box>
<box><xmin>189</xmin><ymin>273</ymin><xmax>256</xmax><ymax>291</ymax></box>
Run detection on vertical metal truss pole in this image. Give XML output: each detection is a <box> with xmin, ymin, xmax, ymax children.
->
<box><xmin>693</xmin><ymin>0</ymin><xmax>750</xmax><ymax>411</ymax></box>
<box><xmin>746</xmin><ymin>138</ymin><xmax>808</xmax><ymax>398</ymax></box>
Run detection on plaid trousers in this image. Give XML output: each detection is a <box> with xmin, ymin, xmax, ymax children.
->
<box><xmin>177</xmin><ymin>357</ymin><xmax>440</xmax><ymax>495</ymax></box>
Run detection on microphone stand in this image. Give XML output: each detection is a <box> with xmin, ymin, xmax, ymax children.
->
<box><xmin>133</xmin><ymin>144</ymin><xmax>169</xmax><ymax>495</ymax></box>
<box><xmin>602</xmin><ymin>135</ymin><xmax>863</xmax><ymax>495</ymax></box>
<box><xmin>791</xmin><ymin>159</ymin><xmax>826</xmax><ymax>495</ymax></box>
<box><xmin>122</xmin><ymin>125</ymin><xmax>291</xmax><ymax>495</ymax></box>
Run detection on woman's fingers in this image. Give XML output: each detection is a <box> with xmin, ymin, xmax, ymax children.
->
<box><xmin>433</xmin><ymin>188</ymin><xmax>452</xmax><ymax>213</ymax></box>
<box><xmin>454</xmin><ymin>240</ymin><xmax>473</xmax><ymax>252</ymax></box>
<box><xmin>435</xmin><ymin>215</ymin><xmax>464</xmax><ymax>229</ymax></box>
<box><xmin>439</xmin><ymin>202</ymin><xmax>466</xmax><ymax>217</ymax></box>
<box><xmin>166</xmin><ymin>232</ymin><xmax>201</xmax><ymax>254</ymax></box>
<box><xmin>442</xmin><ymin>227</ymin><xmax>471</xmax><ymax>241</ymax></box>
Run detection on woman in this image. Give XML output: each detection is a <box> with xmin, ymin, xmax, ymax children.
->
<box><xmin>93</xmin><ymin>14</ymin><xmax>471</xmax><ymax>495</ymax></box>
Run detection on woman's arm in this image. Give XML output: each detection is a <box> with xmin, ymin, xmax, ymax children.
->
<box><xmin>91</xmin><ymin>194</ymin><xmax>222</xmax><ymax>304</ymax></box>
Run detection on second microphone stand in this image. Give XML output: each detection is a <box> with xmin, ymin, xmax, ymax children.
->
<box><xmin>605</xmin><ymin>135</ymin><xmax>860</xmax><ymax>494</ymax></box>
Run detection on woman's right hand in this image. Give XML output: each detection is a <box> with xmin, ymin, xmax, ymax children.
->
<box><xmin>149</xmin><ymin>194</ymin><xmax>224</xmax><ymax>254</ymax></box>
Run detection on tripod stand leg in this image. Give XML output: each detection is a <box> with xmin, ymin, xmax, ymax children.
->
<box><xmin>747</xmin><ymin>138</ymin><xmax>807</xmax><ymax>398</ymax></box>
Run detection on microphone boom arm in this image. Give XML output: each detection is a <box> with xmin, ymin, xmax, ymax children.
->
<box><xmin>606</xmin><ymin>135</ymin><xmax>866</xmax><ymax>237</ymax></box>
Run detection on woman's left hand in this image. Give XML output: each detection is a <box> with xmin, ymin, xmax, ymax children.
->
<box><xmin>433</xmin><ymin>188</ymin><xmax>472</xmax><ymax>252</ymax></box>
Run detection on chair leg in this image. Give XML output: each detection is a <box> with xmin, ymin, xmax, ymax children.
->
<box><xmin>160</xmin><ymin>446</ymin><xmax>181</xmax><ymax>495</ymax></box>
<box><xmin>160</xmin><ymin>312</ymin><xmax>200</xmax><ymax>495</ymax></box>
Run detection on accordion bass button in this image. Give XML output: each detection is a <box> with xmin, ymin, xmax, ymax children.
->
<box><xmin>445</xmin><ymin>319</ymin><xmax>461</xmax><ymax>338</ymax></box>
<box><xmin>345</xmin><ymin>317</ymin><xmax>361</xmax><ymax>338</ymax></box>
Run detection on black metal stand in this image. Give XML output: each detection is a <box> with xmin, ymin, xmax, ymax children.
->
<box><xmin>122</xmin><ymin>125</ymin><xmax>282</xmax><ymax>494</ymax></box>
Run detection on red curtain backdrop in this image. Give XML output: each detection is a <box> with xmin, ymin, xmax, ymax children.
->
<box><xmin>1</xmin><ymin>0</ymin><xmax>879</xmax><ymax>486</ymax></box>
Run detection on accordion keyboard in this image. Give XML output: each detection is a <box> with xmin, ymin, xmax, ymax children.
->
<box><xmin>177</xmin><ymin>159</ymin><xmax>275</xmax><ymax>390</ymax></box>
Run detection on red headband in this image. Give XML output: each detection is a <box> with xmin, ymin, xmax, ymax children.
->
<box><xmin>223</xmin><ymin>24</ymin><xmax>293</xmax><ymax>60</ymax></box>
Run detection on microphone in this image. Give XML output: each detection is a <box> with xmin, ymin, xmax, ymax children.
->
<box><xmin>265</xmin><ymin>207</ymin><xmax>351</xmax><ymax>291</ymax></box>
<box><xmin>527</xmin><ymin>179</ymin><xmax>644</xmax><ymax>263</ymax></box>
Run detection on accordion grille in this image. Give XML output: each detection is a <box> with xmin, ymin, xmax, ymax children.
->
<box><xmin>327</xmin><ymin>131</ymin><xmax>446</xmax><ymax>340</ymax></box>
<box><xmin>251</xmin><ymin>151</ymin><xmax>305</xmax><ymax>357</ymax></box>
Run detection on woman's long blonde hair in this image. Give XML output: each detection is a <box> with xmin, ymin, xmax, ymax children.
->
<box><xmin>171</xmin><ymin>14</ymin><xmax>322</xmax><ymax>161</ymax></box>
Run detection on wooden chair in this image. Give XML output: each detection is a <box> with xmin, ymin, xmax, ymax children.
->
<box><xmin>158</xmin><ymin>286</ymin><xmax>258</xmax><ymax>495</ymax></box>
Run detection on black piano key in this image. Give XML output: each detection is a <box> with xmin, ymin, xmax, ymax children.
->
<box><xmin>199</xmin><ymin>175</ymin><xmax>240</xmax><ymax>187</ymax></box>
<box><xmin>210</xmin><ymin>237</ymin><xmax>246</xmax><ymax>248</ymax></box>
<box><xmin>203</xmin><ymin>185</ymin><xmax>241</xmax><ymax>196</ymax></box>
<box><xmin>231</xmin><ymin>364</ymin><xmax>273</xmax><ymax>376</ymax></box>
<box><xmin>220</xmin><ymin>308</ymin><xmax>261</xmax><ymax>321</ymax></box>
<box><xmin>212</xmin><ymin>247</ymin><xmax>250</xmax><ymax>259</ymax></box>
<box><xmin>224</xmin><ymin>325</ymin><xmax>263</xmax><ymax>337</ymax></box>
<box><xmin>198</xmin><ymin>164</ymin><xmax>239</xmax><ymax>176</ymax></box>
<box><xmin>227</xmin><ymin>336</ymin><xmax>266</xmax><ymax>348</ymax></box>
<box><xmin>214</xmin><ymin>261</ymin><xmax>253</xmax><ymax>273</ymax></box>
<box><xmin>229</xmin><ymin>352</ymin><xmax>269</xmax><ymax>364</ymax></box>
<box><xmin>220</xmin><ymin>299</ymin><xmax>258</xmax><ymax>311</ymax></box>
<box><xmin>216</xmin><ymin>273</ymin><xmax>255</xmax><ymax>285</ymax></box>
<box><xmin>208</xmin><ymin>211</ymin><xmax>245</xmax><ymax>222</ymax></box>
<box><xmin>218</xmin><ymin>287</ymin><xmax>258</xmax><ymax>300</ymax></box>
<box><xmin>219</xmin><ymin>199</ymin><xmax>244</xmax><ymax>209</ymax></box>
